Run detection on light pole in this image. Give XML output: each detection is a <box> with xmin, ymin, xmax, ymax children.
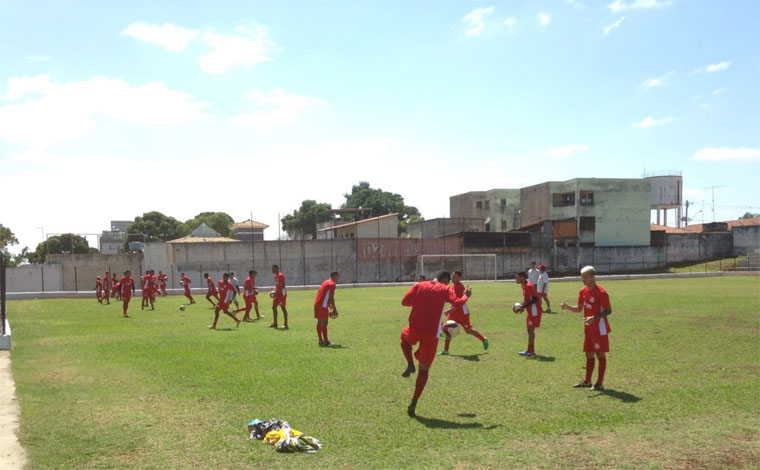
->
<box><xmin>36</xmin><ymin>226</ymin><xmax>46</xmax><ymax>261</ymax></box>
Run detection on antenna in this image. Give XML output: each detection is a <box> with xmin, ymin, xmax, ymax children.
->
<box><xmin>703</xmin><ymin>186</ymin><xmax>724</xmax><ymax>222</ymax></box>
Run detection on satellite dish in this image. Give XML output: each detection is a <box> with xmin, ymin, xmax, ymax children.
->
<box><xmin>484</xmin><ymin>217</ymin><xmax>491</xmax><ymax>224</ymax></box>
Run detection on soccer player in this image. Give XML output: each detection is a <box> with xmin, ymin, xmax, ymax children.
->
<box><xmin>111</xmin><ymin>273</ymin><xmax>119</xmax><ymax>300</ymax></box>
<box><xmin>208</xmin><ymin>273</ymin><xmax>241</xmax><ymax>329</ymax></box>
<box><xmin>204</xmin><ymin>273</ymin><xmax>218</xmax><ymax>306</ymax></box>
<box><xmin>235</xmin><ymin>270</ymin><xmax>262</xmax><ymax>321</ymax></box>
<box><xmin>119</xmin><ymin>270</ymin><xmax>136</xmax><ymax>317</ymax></box>
<box><xmin>141</xmin><ymin>270</ymin><xmax>155</xmax><ymax>310</ymax></box>
<box><xmin>158</xmin><ymin>271</ymin><xmax>168</xmax><ymax>297</ymax></box>
<box><xmin>180</xmin><ymin>273</ymin><xmax>195</xmax><ymax>303</ymax></box>
<box><xmin>528</xmin><ymin>261</ymin><xmax>539</xmax><ymax>287</ymax></box>
<box><xmin>229</xmin><ymin>272</ymin><xmax>241</xmax><ymax>310</ymax></box>
<box><xmin>400</xmin><ymin>271</ymin><xmax>472</xmax><ymax>417</ymax></box>
<box><xmin>314</xmin><ymin>271</ymin><xmax>339</xmax><ymax>346</ymax></box>
<box><xmin>103</xmin><ymin>271</ymin><xmax>111</xmax><ymax>305</ymax></box>
<box><xmin>561</xmin><ymin>266</ymin><xmax>612</xmax><ymax>391</ymax></box>
<box><xmin>537</xmin><ymin>264</ymin><xmax>552</xmax><ymax>313</ymax></box>
<box><xmin>269</xmin><ymin>265</ymin><xmax>289</xmax><ymax>329</ymax></box>
<box><xmin>95</xmin><ymin>276</ymin><xmax>104</xmax><ymax>303</ymax></box>
<box><xmin>439</xmin><ymin>271</ymin><xmax>488</xmax><ymax>355</ymax></box>
<box><xmin>514</xmin><ymin>271</ymin><xmax>543</xmax><ymax>358</ymax></box>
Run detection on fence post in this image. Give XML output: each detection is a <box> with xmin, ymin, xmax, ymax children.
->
<box><xmin>1</xmin><ymin>255</ymin><xmax>6</xmax><ymax>336</ymax></box>
<box><xmin>74</xmin><ymin>266</ymin><xmax>78</xmax><ymax>293</ymax></box>
<box><xmin>41</xmin><ymin>266</ymin><xmax>45</xmax><ymax>292</ymax></box>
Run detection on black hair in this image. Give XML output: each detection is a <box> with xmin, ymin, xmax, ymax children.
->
<box><xmin>204</xmin><ymin>273</ymin><xmax>209</xmax><ymax>277</ymax></box>
<box><xmin>453</xmin><ymin>270</ymin><xmax>463</xmax><ymax>276</ymax></box>
<box><xmin>434</xmin><ymin>270</ymin><xmax>451</xmax><ymax>282</ymax></box>
<box><xmin>272</xmin><ymin>264</ymin><xmax>279</xmax><ymax>269</ymax></box>
<box><xmin>249</xmin><ymin>270</ymin><xmax>255</xmax><ymax>275</ymax></box>
<box><xmin>516</xmin><ymin>271</ymin><xmax>527</xmax><ymax>278</ymax></box>
<box><xmin>330</xmin><ymin>271</ymin><xmax>339</xmax><ymax>277</ymax></box>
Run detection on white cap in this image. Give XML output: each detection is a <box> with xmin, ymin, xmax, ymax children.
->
<box><xmin>580</xmin><ymin>265</ymin><xmax>595</xmax><ymax>275</ymax></box>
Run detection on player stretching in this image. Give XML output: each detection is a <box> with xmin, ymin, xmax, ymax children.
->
<box><xmin>439</xmin><ymin>271</ymin><xmax>488</xmax><ymax>355</ymax></box>
<box><xmin>269</xmin><ymin>265</ymin><xmax>289</xmax><ymax>329</ymax></box>
<box><xmin>561</xmin><ymin>266</ymin><xmax>612</xmax><ymax>391</ymax></box>
<box><xmin>119</xmin><ymin>270</ymin><xmax>136</xmax><ymax>317</ymax></box>
<box><xmin>314</xmin><ymin>272</ymin><xmax>339</xmax><ymax>346</ymax></box>
<box><xmin>400</xmin><ymin>271</ymin><xmax>471</xmax><ymax>417</ymax></box>
<box><xmin>204</xmin><ymin>273</ymin><xmax>218</xmax><ymax>306</ymax></box>
<box><xmin>95</xmin><ymin>276</ymin><xmax>104</xmax><ymax>303</ymax></box>
<box><xmin>208</xmin><ymin>273</ymin><xmax>241</xmax><ymax>329</ymax></box>
<box><xmin>103</xmin><ymin>271</ymin><xmax>111</xmax><ymax>305</ymax></box>
<box><xmin>180</xmin><ymin>273</ymin><xmax>195</xmax><ymax>303</ymax></box>
<box><xmin>515</xmin><ymin>271</ymin><xmax>543</xmax><ymax>358</ymax></box>
<box><xmin>235</xmin><ymin>270</ymin><xmax>262</xmax><ymax>321</ymax></box>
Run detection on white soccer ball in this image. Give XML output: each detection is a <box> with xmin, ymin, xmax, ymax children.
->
<box><xmin>443</xmin><ymin>320</ymin><xmax>460</xmax><ymax>337</ymax></box>
<box><xmin>179</xmin><ymin>305</ymin><xmax>186</xmax><ymax>311</ymax></box>
<box><xmin>512</xmin><ymin>302</ymin><xmax>523</xmax><ymax>313</ymax></box>
<box><xmin>269</xmin><ymin>290</ymin><xmax>276</xmax><ymax>298</ymax></box>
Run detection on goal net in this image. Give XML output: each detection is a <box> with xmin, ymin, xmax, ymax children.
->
<box><xmin>415</xmin><ymin>254</ymin><xmax>497</xmax><ymax>281</ymax></box>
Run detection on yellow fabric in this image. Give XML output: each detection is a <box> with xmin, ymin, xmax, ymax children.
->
<box><xmin>263</xmin><ymin>428</ymin><xmax>302</xmax><ymax>445</ymax></box>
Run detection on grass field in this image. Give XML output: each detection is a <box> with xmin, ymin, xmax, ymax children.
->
<box><xmin>8</xmin><ymin>277</ymin><xmax>760</xmax><ymax>469</ymax></box>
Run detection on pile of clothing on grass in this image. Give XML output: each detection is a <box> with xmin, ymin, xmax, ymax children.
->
<box><xmin>248</xmin><ymin>418</ymin><xmax>322</xmax><ymax>453</ymax></box>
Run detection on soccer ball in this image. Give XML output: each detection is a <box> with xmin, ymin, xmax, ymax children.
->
<box><xmin>269</xmin><ymin>290</ymin><xmax>276</xmax><ymax>298</ymax></box>
<box><xmin>512</xmin><ymin>302</ymin><xmax>522</xmax><ymax>313</ymax></box>
<box><xmin>329</xmin><ymin>309</ymin><xmax>338</xmax><ymax>319</ymax></box>
<box><xmin>179</xmin><ymin>305</ymin><xmax>186</xmax><ymax>311</ymax></box>
<box><xmin>443</xmin><ymin>320</ymin><xmax>460</xmax><ymax>337</ymax></box>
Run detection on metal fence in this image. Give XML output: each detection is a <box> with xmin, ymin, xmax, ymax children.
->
<box><xmin>1</xmin><ymin>255</ymin><xmax>7</xmax><ymax>335</ymax></box>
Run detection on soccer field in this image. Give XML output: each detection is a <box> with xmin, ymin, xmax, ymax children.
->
<box><xmin>8</xmin><ymin>277</ymin><xmax>760</xmax><ymax>469</ymax></box>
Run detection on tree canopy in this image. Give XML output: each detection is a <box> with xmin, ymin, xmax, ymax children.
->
<box><xmin>739</xmin><ymin>212</ymin><xmax>760</xmax><ymax>219</ymax></box>
<box><xmin>0</xmin><ymin>223</ymin><xmax>19</xmax><ymax>258</ymax></box>
<box><xmin>342</xmin><ymin>181</ymin><xmax>422</xmax><ymax>233</ymax></box>
<box><xmin>180</xmin><ymin>212</ymin><xmax>235</xmax><ymax>238</ymax></box>
<box><xmin>27</xmin><ymin>233</ymin><xmax>91</xmax><ymax>264</ymax></box>
<box><xmin>281</xmin><ymin>200</ymin><xmax>333</xmax><ymax>239</ymax></box>
<box><xmin>126</xmin><ymin>211</ymin><xmax>183</xmax><ymax>245</ymax></box>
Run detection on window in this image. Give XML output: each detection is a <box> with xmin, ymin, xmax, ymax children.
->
<box><xmin>501</xmin><ymin>219</ymin><xmax>507</xmax><ymax>230</ymax></box>
<box><xmin>501</xmin><ymin>198</ymin><xmax>507</xmax><ymax>207</ymax></box>
<box><xmin>579</xmin><ymin>216</ymin><xmax>595</xmax><ymax>231</ymax></box>
<box><xmin>476</xmin><ymin>201</ymin><xmax>482</xmax><ymax>209</ymax></box>
<box><xmin>580</xmin><ymin>191</ymin><xmax>594</xmax><ymax>206</ymax></box>
<box><xmin>484</xmin><ymin>200</ymin><xmax>490</xmax><ymax>210</ymax></box>
<box><xmin>485</xmin><ymin>222</ymin><xmax>491</xmax><ymax>232</ymax></box>
<box><xmin>552</xmin><ymin>192</ymin><xmax>575</xmax><ymax>207</ymax></box>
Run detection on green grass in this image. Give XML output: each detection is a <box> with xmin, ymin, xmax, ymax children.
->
<box><xmin>8</xmin><ymin>277</ymin><xmax>760</xmax><ymax>469</ymax></box>
<box><xmin>665</xmin><ymin>255</ymin><xmax>749</xmax><ymax>273</ymax></box>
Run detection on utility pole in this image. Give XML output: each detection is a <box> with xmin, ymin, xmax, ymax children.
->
<box><xmin>703</xmin><ymin>186</ymin><xmax>724</xmax><ymax>222</ymax></box>
<box><xmin>684</xmin><ymin>201</ymin><xmax>690</xmax><ymax>226</ymax></box>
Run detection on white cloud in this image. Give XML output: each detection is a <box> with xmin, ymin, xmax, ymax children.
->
<box><xmin>198</xmin><ymin>23</ymin><xmax>274</xmax><ymax>74</ymax></box>
<box><xmin>462</xmin><ymin>7</ymin><xmax>495</xmax><ymax>36</ymax></box>
<box><xmin>504</xmin><ymin>17</ymin><xmax>517</xmax><ymax>28</ymax></box>
<box><xmin>632</xmin><ymin>116</ymin><xmax>675</xmax><ymax>128</ymax></box>
<box><xmin>546</xmin><ymin>144</ymin><xmax>589</xmax><ymax>157</ymax></box>
<box><xmin>123</xmin><ymin>22</ymin><xmax>199</xmax><ymax>51</ymax></box>
<box><xmin>603</xmin><ymin>16</ymin><xmax>625</xmax><ymax>35</ymax></box>
<box><xmin>711</xmin><ymin>87</ymin><xmax>728</xmax><ymax>95</ymax></box>
<box><xmin>0</xmin><ymin>75</ymin><xmax>211</xmax><ymax>148</ymax></box>
<box><xmin>607</xmin><ymin>0</ymin><xmax>671</xmax><ymax>12</ymax></box>
<box><xmin>640</xmin><ymin>70</ymin><xmax>675</xmax><ymax>89</ymax></box>
<box><xmin>693</xmin><ymin>61</ymin><xmax>731</xmax><ymax>74</ymax></box>
<box><xmin>25</xmin><ymin>55</ymin><xmax>50</xmax><ymax>62</ymax></box>
<box><xmin>700</xmin><ymin>103</ymin><xmax>711</xmax><ymax>110</ymax></box>
<box><xmin>231</xmin><ymin>88</ymin><xmax>326</xmax><ymax>128</ymax></box>
<box><xmin>536</xmin><ymin>12</ymin><xmax>552</xmax><ymax>28</ymax></box>
<box><xmin>692</xmin><ymin>147</ymin><xmax>760</xmax><ymax>161</ymax></box>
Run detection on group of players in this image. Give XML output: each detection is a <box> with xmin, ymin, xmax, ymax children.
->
<box><xmin>94</xmin><ymin>261</ymin><xmax>611</xmax><ymax>417</ymax></box>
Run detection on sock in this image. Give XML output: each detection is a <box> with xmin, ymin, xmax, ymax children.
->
<box><xmin>528</xmin><ymin>341</ymin><xmax>534</xmax><ymax>353</ymax></box>
<box><xmin>413</xmin><ymin>369</ymin><xmax>429</xmax><ymax>401</ymax></box>
<box><xmin>444</xmin><ymin>336</ymin><xmax>451</xmax><ymax>351</ymax></box>
<box><xmin>597</xmin><ymin>357</ymin><xmax>607</xmax><ymax>384</ymax></box>
<box><xmin>316</xmin><ymin>324</ymin><xmax>323</xmax><ymax>342</ymax></box>
<box><xmin>585</xmin><ymin>357</ymin><xmax>595</xmax><ymax>383</ymax></box>
<box><xmin>473</xmin><ymin>331</ymin><xmax>485</xmax><ymax>341</ymax></box>
<box><xmin>401</xmin><ymin>340</ymin><xmax>414</xmax><ymax>364</ymax></box>
<box><xmin>323</xmin><ymin>324</ymin><xmax>329</xmax><ymax>343</ymax></box>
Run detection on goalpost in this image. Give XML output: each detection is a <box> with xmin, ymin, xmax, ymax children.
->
<box><xmin>415</xmin><ymin>254</ymin><xmax>497</xmax><ymax>281</ymax></box>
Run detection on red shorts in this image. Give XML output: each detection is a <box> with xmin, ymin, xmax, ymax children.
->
<box><xmin>526</xmin><ymin>312</ymin><xmax>542</xmax><ymax>328</ymax></box>
<box><xmin>314</xmin><ymin>305</ymin><xmax>329</xmax><ymax>319</ymax></box>
<box><xmin>537</xmin><ymin>292</ymin><xmax>548</xmax><ymax>298</ymax></box>
<box><xmin>122</xmin><ymin>295</ymin><xmax>131</xmax><ymax>303</ymax></box>
<box><xmin>584</xmin><ymin>333</ymin><xmax>610</xmax><ymax>353</ymax></box>
<box><xmin>447</xmin><ymin>311</ymin><xmax>472</xmax><ymax>329</ymax></box>
<box><xmin>244</xmin><ymin>295</ymin><xmax>258</xmax><ymax>306</ymax></box>
<box><xmin>207</xmin><ymin>290</ymin><xmax>218</xmax><ymax>298</ymax></box>
<box><xmin>401</xmin><ymin>326</ymin><xmax>439</xmax><ymax>369</ymax></box>
<box><xmin>217</xmin><ymin>301</ymin><xmax>230</xmax><ymax>311</ymax></box>
<box><xmin>273</xmin><ymin>295</ymin><xmax>287</xmax><ymax>307</ymax></box>
<box><xmin>143</xmin><ymin>289</ymin><xmax>153</xmax><ymax>298</ymax></box>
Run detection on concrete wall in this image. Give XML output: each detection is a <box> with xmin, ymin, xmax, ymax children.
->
<box><xmin>355</xmin><ymin>216</ymin><xmax>398</xmax><ymax>238</ymax></box>
<box><xmin>5</xmin><ymin>265</ymin><xmax>62</xmax><ymax>292</ymax></box>
<box><xmin>449</xmin><ymin>189</ymin><xmax>521</xmax><ymax>231</ymax></box>
<box><xmin>520</xmin><ymin>183</ymin><xmax>551</xmax><ymax>227</ymax></box>
<box><xmin>45</xmin><ymin>253</ymin><xmax>143</xmax><ymax>291</ymax></box>
<box><xmin>733</xmin><ymin>226</ymin><xmax>760</xmax><ymax>255</ymax></box>
<box><xmin>407</xmin><ymin>218</ymin><xmax>485</xmax><ymax>238</ymax></box>
<box><xmin>586</xmin><ymin>178</ymin><xmax>651</xmax><ymax>247</ymax></box>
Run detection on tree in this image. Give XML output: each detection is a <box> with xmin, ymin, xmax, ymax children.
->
<box><xmin>739</xmin><ymin>212</ymin><xmax>760</xmax><ymax>219</ymax></box>
<box><xmin>126</xmin><ymin>212</ymin><xmax>183</xmax><ymax>247</ymax></box>
<box><xmin>342</xmin><ymin>181</ymin><xmax>423</xmax><ymax>234</ymax></box>
<box><xmin>180</xmin><ymin>212</ymin><xmax>235</xmax><ymax>238</ymax></box>
<box><xmin>28</xmin><ymin>233</ymin><xmax>91</xmax><ymax>264</ymax></box>
<box><xmin>0</xmin><ymin>223</ymin><xmax>19</xmax><ymax>259</ymax></box>
<box><xmin>281</xmin><ymin>200</ymin><xmax>333</xmax><ymax>239</ymax></box>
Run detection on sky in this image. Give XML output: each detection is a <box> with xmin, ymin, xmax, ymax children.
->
<box><xmin>1</xmin><ymin>0</ymin><xmax>758</xmax><ymax>253</ymax></box>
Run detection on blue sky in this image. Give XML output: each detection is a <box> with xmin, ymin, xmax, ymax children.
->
<box><xmin>1</xmin><ymin>0</ymin><xmax>758</xmax><ymax>251</ymax></box>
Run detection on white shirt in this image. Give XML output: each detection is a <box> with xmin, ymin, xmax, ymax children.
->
<box><xmin>537</xmin><ymin>271</ymin><xmax>549</xmax><ymax>293</ymax></box>
<box><xmin>230</xmin><ymin>276</ymin><xmax>240</xmax><ymax>293</ymax></box>
<box><xmin>528</xmin><ymin>268</ymin><xmax>539</xmax><ymax>285</ymax></box>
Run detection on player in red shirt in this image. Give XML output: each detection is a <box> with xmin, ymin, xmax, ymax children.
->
<box><xmin>119</xmin><ymin>270</ymin><xmax>136</xmax><ymax>317</ymax></box>
<box><xmin>269</xmin><ymin>265</ymin><xmax>289</xmax><ymax>329</ymax></box>
<box><xmin>235</xmin><ymin>270</ymin><xmax>262</xmax><ymax>321</ymax></box>
<box><xmin>95</xmin><ymin>277</ymin><xmax>104</xmax><ymax>303</ymax></box>
<box><xmin>400</xmin><ymin>271</ymin><xmax>472</xmax><ymax>417</ymax></box>
<box><xmin>514</xmin><ymin>271</ymin><xmax>543</xmax><ymax>358</ymax></box>
<box><xmin>158</xmin><ymin>271</ymin><xmax>168</xmax><ymax>297</ymax></box>
<box><xmin>180</xmin><ymin>273</ymin><xmax>195</xmax><ymax>303</ymax></box>
<box><xmin>314</xmin><ymin>272</ymin><xmax>339</xmax><ymax>346</ymax></box>
<box><xmin>204</xmin><ymin>273</ymin><xmax>218</xmax><ymax>306</ymax></box>
<box><xmin>561</xmin><ymin>266</ymin><xmax>612</xmax><ymax>391</ymax></box>
<box><xmin>208</xmin><ymin>273</ymin><xmax>241</xmax><ymax>329</ymax></box>
<box><xmin>103</xmin><ymin>271</ymin><xmax>111</xmax><ymax>304</ymax></box>
<box><xmin>141</xmin><ymin>270</ymin><xmax>155</xmax><ymax>310</ymax></box>
<box><xmin>439</xmin><ymin>271</ymin><xmax>488</xmax><ymax>354</ymax></box>
<box><xmin>111</xmin><ymin>273</ymin><xmax>119</xmax><ymax>300</ymax></box>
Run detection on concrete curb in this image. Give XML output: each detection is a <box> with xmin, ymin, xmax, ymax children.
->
<box><xmin>0</xmin><ymin>320</ymin><xmax>10</xmax><ymax>351</ymax></box>
<box><xmin>0</xmin><ymin>351</ymin><xmax>26</xmax><ymax>469</ymax></box>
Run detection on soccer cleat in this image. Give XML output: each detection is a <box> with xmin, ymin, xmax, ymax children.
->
<box><xmin>318</xmin><ymin>341</ymin><xmax>325</xmax><ymax>347</ymax></box>
<box><xmin>591</xmin><ymin>383</ymin><xmax>604</xmax><ymax>391</ymax></box>
<box><xmin>323</xmin><ymin>341</ymin><xmax>331</xmax><ymax>347</ymax></box>
<box><xmin>525</xmin><ymin>352</ymin><xmax>536</xmax><ymax>358</ymax></box>
<box><xmin>438</xmin><ymin>350</ymin><xmax>449</xmax><ymax>356</ymax></box>
<box><xmin>483</xmin><ymin>338</ymin><xmax>489</xmax><ymax>351</ymax></box>
<box><xmin>268</xmin><ymin>323</ymin><xmax>278</xmax><ymax>328</ymax></box>
<box><xmin>517</xmin><ymin>350</ymin><xmax>530</xmax><ymax>356</ymax></box>
<box><xmin>281</xmin><ymin>325</ymin><xmax>289</xmax><ymax>330</ymax></box>
<box><xmin>574</xmin><ymin>381</ymin><xmax>592</xmax><ymax>388</ymax></box>
<box><xmin>407</xmin><ymin>399</ymin><xmax>417</xmax><ymax>417</ymax></box>
<box><xmin>401</xmin><ymin>364</ymin><xmax>416</xmax><ymax>377</ymax></box>
<box><xmin>546</xmin><ymin>308</ymin><xmax>553</xmax><ymax>313</ymax></box>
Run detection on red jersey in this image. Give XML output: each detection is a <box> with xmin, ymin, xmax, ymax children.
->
<box><xmin>274</xmin><ymin>272</ymin><xmax>286</xmax><ymax>296</ymax></box>
<box><xmin>120</xmin><ymin>276</ymin><xmax>135</xmax><ymax>297</ymax></box>
<box><xmin>314</xmin><ymin>279</ymin><xmax>336</xmax><ymax>308</ymax></box>
<box><xmin>142</xmin><ymin>275</ymin><xmax>152</xmax><ymax>292</ymax></box>
<box><xmin>401</xmin><ymin>281</ymin><xmax>469</xmax><ymax>338</ymax></box>
<box><xmin>159</xmin><ymin>274</ymin><xmax>166</xmax><ymax>287</ymax></box>
<box><xmin>95</xmin><ymin>279</ymin><xmax>103</xmax><ymax>293</ymax></box>
<box><xmin>111</xmin><ymin>275</ymin><xmax>118</xmax><ymax>289</ymax></box>
<box><xmin>243</xmin><ymin>277</ymin><xmax>257</xmax><ymax>297</ymax></box>
<box><xmin>181</xmin><ymin>276</ymin><xmax>191</xmax><ymax>290</ymax></box>
<box><xmin>103</xmin><ymin>276</ymin><xmax>111</xmax><ymax>290</ymax></box>
<box><xmin>449</xmin><ymin>281</ymin><xmax>469</xmax><ymax>314</ymax></box>
<box><xmin>206</xmin><ymin>276</ymin><xmax>217</xmax><ymax>293</ymax></box>
<box><xmin>219</xmin><ymin>280</ymin><xmax>235</xmax><ymax>304</ymax></box>
<box><xmin>521</xmin><ymin>281</ymin><xmax>543</xmax><ymax>316</ymax></box>
<box><xmin>578</xmin><ymin>284</ymin><xmax>612</xmax><ymax>336</ymax></box>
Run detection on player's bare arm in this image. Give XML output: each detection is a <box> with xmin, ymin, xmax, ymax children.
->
<box><xmin>560</xmin><ymin>302</ymin><xmax>582</xmax><ymax>313</ymax></box>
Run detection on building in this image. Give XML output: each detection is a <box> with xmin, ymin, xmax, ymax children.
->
<box><xmin>230</xmin><ymin>219</ymin><xmax>269</xmax><ymax>241</ymax></box>
<box><xmin>646</xmin><ymin>174</ymin><xmax>683</xmax><ymax>228</ymax></box>
<box><xmin>449</xmin><ymin>189</ymin><xmax>521</xmax><ymax>232</ymax></box>
<box><xmin>406</xmin><ymin>218</ymin><xmax>485</xmax><ymax>238</ymax></box>
<box><xmin>99</xmin><ymin>220</ymin><xmax>132</xmax><ymax>254</ymax></box>
<box><xmin>167</xmin><ymin>223</ymin><xmax>240</xmax><ymax>244</ymax></box>
<box><xmin>316</xmin><ymin>213</ymin><xmax>399</xmax><ymax>239</ymax></box>
<box><xmin>520</xmin><ymin>178</ymin><xmax>652</xmax><ymax>247</ymax></box>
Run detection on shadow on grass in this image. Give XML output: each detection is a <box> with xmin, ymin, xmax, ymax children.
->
<box><xmin>533</xmin><ymin>355</ymin><xmax>555</xmax><ymax>362</ymax></box>
<box><xmin>589</xmin><ymin>388</ymin><xmax>642</xmax><ymax>403</ymax></box>
<box><xmin>457</xmin><ymin>413</ymin><xmax>477</xmax><ymax>418</ymax></box>
<box><xmin>322</xmin><ymin>344</ymin><xmax>348</xmax><ymax>349</ymax></box>
<box><xmin>451</xmin><ymin>353</ymin><xmax>486</xmax><ymax>362</ymax></box>
<box><xmin>413</xmin><ymin>415</ymin><xmax>501</xmax><ymax>430</ymax></box>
